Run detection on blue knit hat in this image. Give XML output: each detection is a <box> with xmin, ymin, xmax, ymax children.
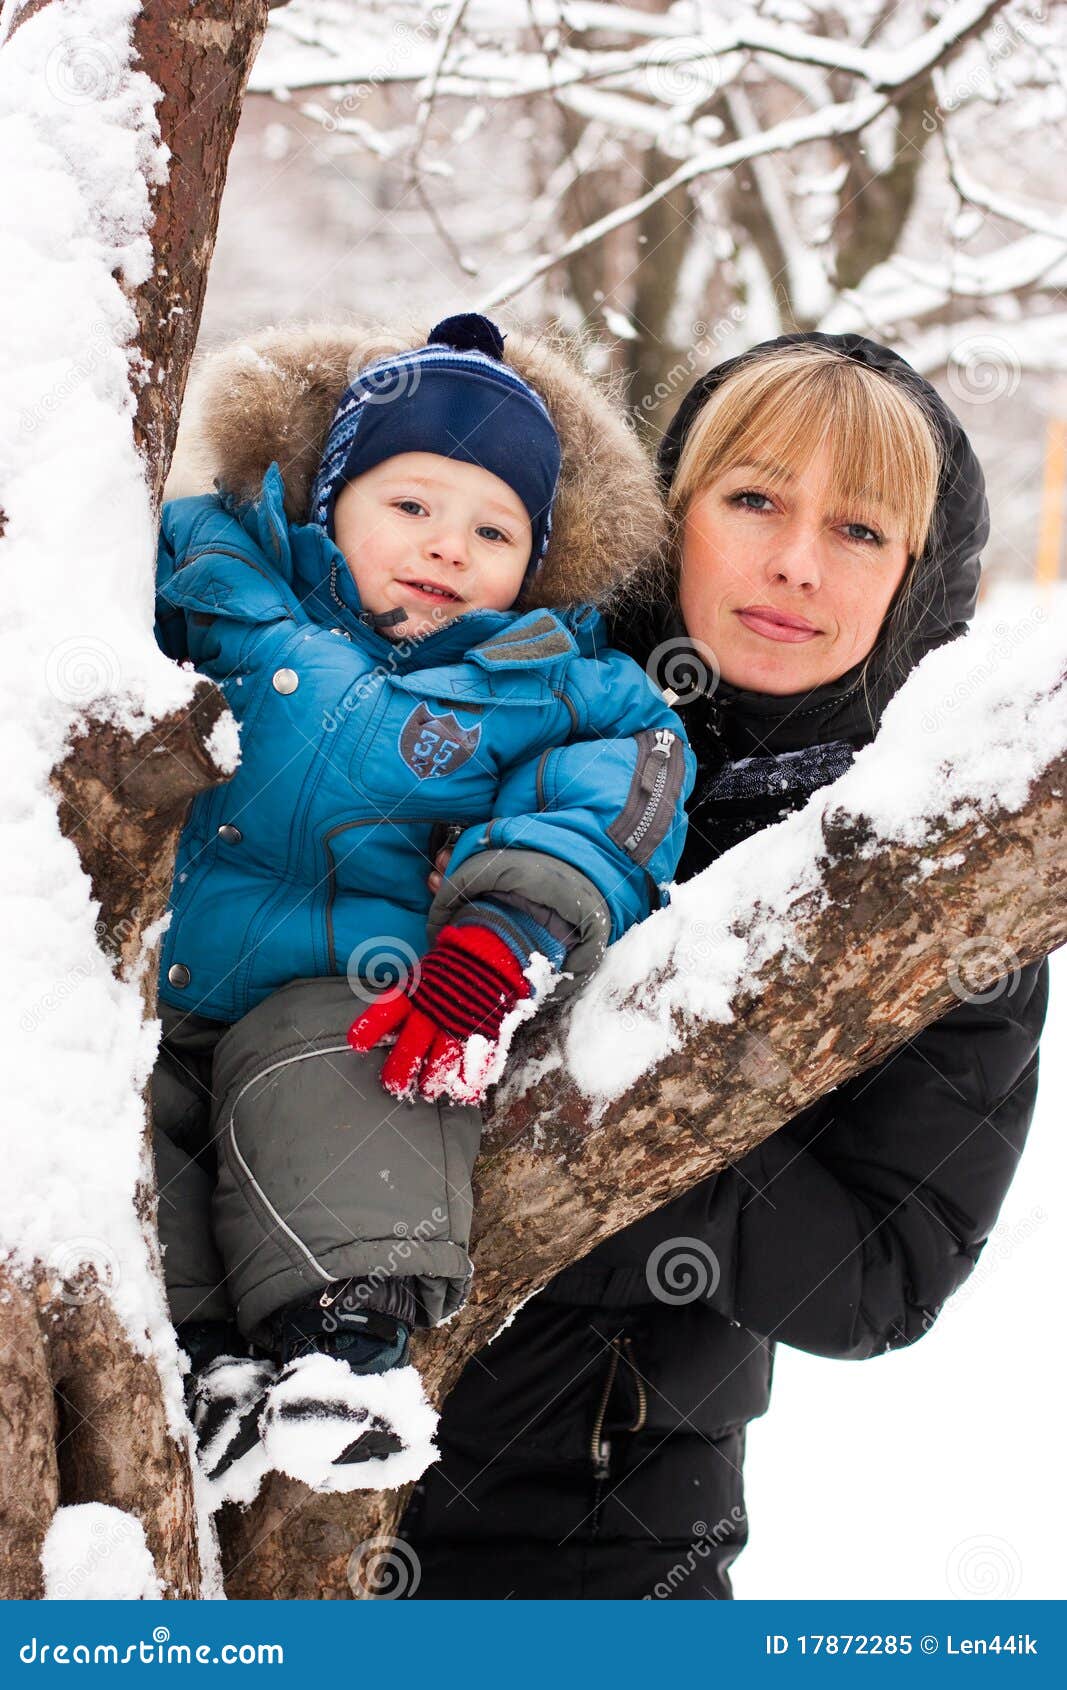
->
<box><xmin>308</xmin><ymin>314</ymin><xmax>562</xmax><ymax>583</ymax></box>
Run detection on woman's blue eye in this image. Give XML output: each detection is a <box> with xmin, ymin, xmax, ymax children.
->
<box><xmin>729</xmin><ymin>490</ymin><xmax>883</xmax><ymax>546</ymax></box>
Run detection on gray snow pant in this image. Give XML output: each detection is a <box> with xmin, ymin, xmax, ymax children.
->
<box><xmin>150</xmin><ymin>975</ymin><xmax>482</xmax><ymax>1348</ymax></box>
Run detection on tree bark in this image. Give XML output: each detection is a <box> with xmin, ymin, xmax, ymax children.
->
<box><xmin>220</xmin><ymin>740</ymin><xmax>1066</xmax><ymax>1598</ymax></box>
<box><xmin>0</xmin><ymin>0</ymin><xmax>269</xmax><ymax>1602</ymax></box>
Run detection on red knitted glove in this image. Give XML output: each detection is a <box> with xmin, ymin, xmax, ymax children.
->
<box><xmin>347</xmin><ymin>923</ymin><xmax>532</xmax><ymax>1103</ymax></box>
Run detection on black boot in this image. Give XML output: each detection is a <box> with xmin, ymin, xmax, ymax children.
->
<box><xmin>258</xmin><ymin>1282</ymin><xmax>432</xmax><ymax>1489</ymax></box>
<box><xmin>266</xmin><ymin>1279</ymin><xmax>413</xmax><ymax>1375</ymax></box>
<box><xmin>178</xmin><ymin>1319</ymin><xmax>274</xmax><ymax>1501</ymax></box>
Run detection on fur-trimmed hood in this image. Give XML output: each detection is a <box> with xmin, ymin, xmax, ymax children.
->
<box><xmin>165</xmin><ymin>319</ymin><xmax>665</xmax><ymax>610</ymax></box>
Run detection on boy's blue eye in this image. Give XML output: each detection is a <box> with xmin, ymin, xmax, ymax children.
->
<box><xmin>477</xmin><ymin>525</ymin><xmax>510</xmax><ymax>544</ymax></box>
<box><xmin>395</xmin><ymin>498</ymin><xmax>426</xmax><ymax>516</ymax></box>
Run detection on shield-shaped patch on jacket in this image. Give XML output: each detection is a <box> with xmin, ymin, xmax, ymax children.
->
<box><xmin>399</xmin><ymin>701</ymin><xmax>482</xmax><ymax>779</ymax></box>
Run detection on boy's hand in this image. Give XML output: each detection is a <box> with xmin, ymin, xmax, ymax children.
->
<box><xmin>427</xmin><ymin>843</ymin><xmax>453</xmax><ymax>897</ymax></box>
<box><xmin>347</xmin><ymin>922</ymin><xmax>532</xmax><ymax>1105</ymax></box>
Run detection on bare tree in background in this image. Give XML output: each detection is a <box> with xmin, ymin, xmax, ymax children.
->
<box><xmin>252</xmin><ymin>0</ymin><xmax>1066</xmax><ymax>437</ymax></box>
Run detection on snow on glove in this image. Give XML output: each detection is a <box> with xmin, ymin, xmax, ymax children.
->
<box><xmin>347</xmin><ymin>899</ymin><xmax>568</xmax><ymax>1104</ymax></box>
<box><xmin>347</xmin><ymin>922</ymin><xmax>528</xmax><ymax>1102</ymax></box>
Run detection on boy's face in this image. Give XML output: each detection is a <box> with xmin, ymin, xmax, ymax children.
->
<box><xmin>332</xmin><ymin>452</ymin><xmax>533</xmax><ymax>640</ymax></box>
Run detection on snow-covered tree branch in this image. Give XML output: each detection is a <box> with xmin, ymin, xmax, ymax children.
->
<box><xmin>247</xmin><ymin>0</ymin><xmax>1066</xmax><ymax>408</ymax></box>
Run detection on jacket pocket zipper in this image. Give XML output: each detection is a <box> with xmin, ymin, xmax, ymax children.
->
<box><xmin>589</xmin><ymin>1333</ymin><xmax>649</xmax><ymax>1527</ymax></box>
<box><xmin>607</xmin><ymin>728</ymin><xmax>684</xmax><ymax>867</ymax></box>
<box><xmin>590</xmin><ymin>1339</ymin><xmax>621</xmax><ymax>1534</ymax></box>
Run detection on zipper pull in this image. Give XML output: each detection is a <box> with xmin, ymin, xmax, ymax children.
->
<box><xmin>638</xmin><ymin>729</ymin><xmax>676</xmax><ymax>796</ymax></box>
<box><xmin>592</xmin><ymin>1437</ymin><xmax>611</xmax><ymax>1481</ymax></box>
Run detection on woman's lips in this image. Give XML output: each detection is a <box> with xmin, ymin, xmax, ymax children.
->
<box><xmin>736</xmin><ymin>606</ymin><xmax>820</xmax><ymax>643</ymax></box>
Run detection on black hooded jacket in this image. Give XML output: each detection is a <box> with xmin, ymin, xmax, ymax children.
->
<box><xmin>400</xmin><ymin>334</ymin><xmax>1049</xmax><ymax>1599</ymax></box>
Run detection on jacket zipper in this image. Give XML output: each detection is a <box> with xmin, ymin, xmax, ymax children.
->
<box><xmin>590</xmin><ymin>1339</ymin><xmax>621</xmax><ymax>1535</ymax></box>
<box><xmin>589</xmin><ymin>1334</ymin><xmax>649</xmax><ymax>1534</ymax></box>
<box><xmin>624</xmin><ymin>729</ymin><xmax>676</xmax><ymax>853</ymax></box>
<box><xmin>621</xmin><ymin>1336</ymin><xmax>648</xmax><ymax>1432</ymax></box>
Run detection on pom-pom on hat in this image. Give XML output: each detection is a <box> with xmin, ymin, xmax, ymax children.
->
<box><xmin>308</xmin><ymin>313</ymin><xmax>562</xmax><ymax>583</ymax></box>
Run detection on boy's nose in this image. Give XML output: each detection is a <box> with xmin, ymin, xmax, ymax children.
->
<box><xmin>426</xmin><ymin>531</ymin><xmax>470</xmax><ymax>570</ymax></box>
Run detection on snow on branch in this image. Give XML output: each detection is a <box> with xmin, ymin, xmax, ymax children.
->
<box><xmin>254</xmin><ymin>0</ymin><xmax>1013</xmax><ymax>105</ymax></box>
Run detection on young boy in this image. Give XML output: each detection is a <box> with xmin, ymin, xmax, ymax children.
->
<box><xmin>152</xmin><ymin>314</ymin><xmax>695</xmax><ymax>1499</ymax></box>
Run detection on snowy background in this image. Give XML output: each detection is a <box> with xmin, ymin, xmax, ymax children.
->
<box><xmin>1</xmin><ymin>0</ymin><xmax>1064</xmax><ymax>1600</ymax></box>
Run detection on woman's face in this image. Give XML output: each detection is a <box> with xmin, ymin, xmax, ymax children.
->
<box><xmin>678</xmin><ymin>439</ymin><xmax>912</xmax><ymax>695</ymax></box>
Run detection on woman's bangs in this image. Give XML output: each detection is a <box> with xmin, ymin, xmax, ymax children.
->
<box><xmin>729</xmin><ymin>373</ymin><xmax>924</xmax><ymax>549</ymax></box>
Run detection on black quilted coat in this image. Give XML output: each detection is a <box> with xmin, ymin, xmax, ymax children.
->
<box><xmin>399</xmin><ymin>334</ymin><xmax>1050</xmax><ymax>1599</ymax></box>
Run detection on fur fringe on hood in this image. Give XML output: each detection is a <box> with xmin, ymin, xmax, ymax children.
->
<box><xmin>165</xmin><ymin>318</ymin><xmax>665</xmax><ymax>610</ymax></box>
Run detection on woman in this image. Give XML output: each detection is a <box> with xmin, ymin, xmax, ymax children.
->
<box><xmin>399</xmin><ymin>331</ymin><xmax>1050</xmax><ymax>1599</ymax></box>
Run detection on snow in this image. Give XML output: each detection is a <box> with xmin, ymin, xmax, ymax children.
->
<box><xmin>260</xmin><ymin>1356</ymin><xmax>439</xmax><ymax>1495</ymax></box>
<box><xmin>205</xmin><ymin>709</ymin><xmax>242</xmax><ymax>777</ymax></box>
<box><xmin>0</xmin><ymin>0</ymin><xmax>230</xmax><ymax>1594</ymax></box>
<box><xmin>41</xmin><ymin>1503</ymin><xmax>163</xmax><ymax>1600</ymax></box>
<box><xmin>556</xmin><ymin>586</ymin><xmax>1066</xmax><ymax>1110</ymax></box>
<box><xmin>740</xmin><ymin>944</ymin><xmax>1066</xmax><ymax>1599</ymax></box>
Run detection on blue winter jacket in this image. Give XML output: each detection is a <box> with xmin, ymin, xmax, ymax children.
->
<box><xmin>153</xmin><ymin>462</ymin><xmax>695</xmax><ymax>1024</ymax></box>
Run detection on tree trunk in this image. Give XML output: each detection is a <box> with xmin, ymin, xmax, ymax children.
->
<box><xmin>220</xmin><ymin>742</ymin><xmax>1066</xmax><ymax>1598</ymax></box>
<box><xmin>0</xmin><ymin>0</ymin><xmax>269</xmax><ymax>1601</ymax></box>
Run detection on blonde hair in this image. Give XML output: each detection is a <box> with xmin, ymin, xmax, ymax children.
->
<box><xmin>665</xmin><ymin>342</ymin><xmax>943</xmax><ymax>711</ymax></box>
<box><xmin>668</xmin><ymin>344</ymin><xmax>940</xmax><ymax>554</ymax></box>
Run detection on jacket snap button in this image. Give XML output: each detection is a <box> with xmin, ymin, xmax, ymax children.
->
<box><xmin>217</xmin><ymin>823</ymin><xmax>242</xmax><ymax>844</ymax></box>
<box><xmin>272</xmin><ymin>668</ymin><xmax>299</xmax><ymax>694</ymax></box>
<box><xmin>167</xmin><ymin>963</ymin><xmax>191</xmax><ymax>988</ymax></box>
